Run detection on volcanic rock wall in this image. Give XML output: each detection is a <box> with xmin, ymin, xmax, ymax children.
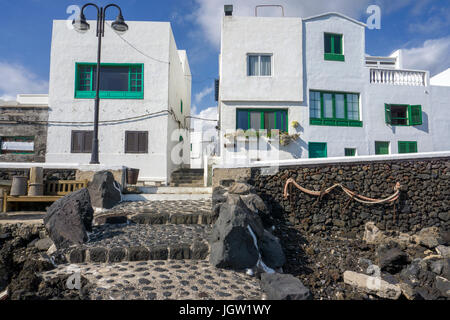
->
<box><xmin>213</xmin><ymin>156</ymin><xmax>450</xmax><ymax>233</ymax></box>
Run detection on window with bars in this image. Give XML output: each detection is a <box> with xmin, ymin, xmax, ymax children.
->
<box><xmin>236</xmin><ymin>109</ymin><xmax>288</xmax><ymax>132</ymax></box>
<box><xmin>75</xmin><ymin>63</ymin><xmax>144</xmax><ymax>99</ymax></box>
<box><xmin>125</xmin><ymin>131</ymin><xmax>148</xmax><ymax>154</ymax></box>
<box><xmin>324</xmin><ymin>33</ymin><xmax>344</xmax><ymax>61</ymax></box>
<box><xmin>385</xmin><ymin>104</ymin><xmax>422</xmax><ymax>126</ymax></box>
<box><xmin>309</xmin><ymin>90</ymin><xmax>362</xmax><ymax>127</ymax></box>
<box><xmin>398</xmin><ymin>141</ymin><xmax>418</xmax><ymax>154</ymax></box>
<box><xmin>71</xmin><ymin>131</ymin><xmax>93</xmax><ymax>153</ymax></box>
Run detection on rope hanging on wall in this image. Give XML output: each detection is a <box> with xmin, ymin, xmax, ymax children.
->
<box><xmin>283</xmin><ymin>178</ymin><xmax>401</xmax><ymax>205</ymax></box>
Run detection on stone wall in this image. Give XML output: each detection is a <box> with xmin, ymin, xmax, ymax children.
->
<box><xmin>213</xmin><ymin>156</ymin><xmax>450</xmax><ymax>233</ymax></box>
<box><xmin>0</xmin><ymin>169</ymin><xmax>76</xmax><ymax>181</ymax></box>
<box><xmin>0</xmin><ymin>106</ymin><xmax>49</xmax><ymax>163</ymax></box>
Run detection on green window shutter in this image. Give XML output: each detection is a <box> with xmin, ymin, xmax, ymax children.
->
<box><xmin>408</xmin><ymin>105</ymin><xmax>422</xmax><ymax>126</ymax></box>
<box><xmin>181</xmin><ymin>100</ymin><xmax>183</xmax><ymax>114</ymax></box>
<box><xmin>398</xmin><ymin>141</ymin><xmax>408</xmax><ymax>154</ymax></box>
<box><xmin>398</xmin><ymin>141</ymin><xmax>417</xmax><ymax>154</ymax></box>
<box><xmin>345</xmin><ymin>148</ymin><xmax>356</xmax><ymax>156</ymax></box>
<box><xmin>385</xmin><ymin>104</ymin><xmax>392</xmax><ymax>124</ymax></box>
<box><xmin>309</xmin><ymin>142</ymin><xmax>327</xmax><ymax>159</ymax></box>
<box><xmin>375</xmin><ymin>141</ymin><xmax>389</xmax><ymax>155</ymax></box>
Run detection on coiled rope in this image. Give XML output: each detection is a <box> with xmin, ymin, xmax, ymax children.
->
<box><xmin>283</xmin><ymin>178</ymin><xmax>401</xmax><ymax>205</ymax></box>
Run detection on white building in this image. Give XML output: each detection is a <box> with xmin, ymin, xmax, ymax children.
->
<box><xmin>190</xmin><ymin>131</ymin><xmax>217</xmax><ymax>169</ymax></box>
<box><xmin>46</xmin><ymin>20</ymin><xmax>191</xmax><ymax>184</ymax></box>
<box><xmin>217</xmin><ymin>8</ymin><xmax>450</xmax><ymax>162</ymax></box>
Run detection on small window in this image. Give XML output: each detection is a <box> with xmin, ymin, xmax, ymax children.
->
<box><xmin>75</xmin><ymin>63</ymin><xmax>144</xmax><ymax>99</ymax></box>
<box><xmin>180</xmin><ymin>100</ymin><xmax>183</xmax><ymax>114</ymax></box>
<box><xmin>345</xmin><ymin>148</ymin><xmax>356</xmax><ymax>157</ymax></box>
<box><xmin>324</xmin><ymin>33</ymin><xmax>344</xmax><ymax>61</ymax></box>
<box><xmin>309</xmin><ymin>142</ymin><xmax>327</xmax><ymax>158</ymax></box>
<box><xmin>375</xmin><ymin>141</ymin><xmax>390</xmax><ymax>155</ymax></box>
<box><xmin>125</xmin><ymin>131</ymin><xmax>148</xmax><ymax>154</ymax></box>
<box><xmin>247</xmin><ymin>54</ymin><xmax>272</xmax><ymax>76</ymax></box>
<box><xmin>0</xmin><ymin>137</ymin><xmax>34</xmax><ymax>154</ymax></box>
<box><xmin>398</xmin><ymin>141</ymin><xmax>417</xmax><ymax>154</ymax></box>
<box><xmin>71</xmin><ymin>131</ymin><xmax>93</xmax><ymax>153</ymax></box>
<box><xmin>385</xmin><ymin>104</ymin><xmax>422</xmax><ymax>126</ymax></box>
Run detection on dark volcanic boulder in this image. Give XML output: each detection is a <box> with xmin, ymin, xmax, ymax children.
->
<box><xmin>228</xmin><ymin>182</ymin><xmax>255</xmax><ymax>195</ymax></box>
<box><xmin>376</xmin><ymin>242</ymin><xmax>409</xmax><ymax>274</ymax></box>
<box><xmin>261</xmin><ymin>273</ymin><xmax>311</xmax><ymax>300</ymax></box>
<box><xmin>44</xmin><ymin>188</ymin><xmax>94</xmax><ymax>249</ymax></box>
<box><xmin>88</xmin><ymin>171</ymin><xmax>121</xmax><ymax>209</ymax></box>
<box><xmin>259</xmin><ymin>230</ymin><xmax>286</xmax><ymax>269</ymax></box>
<box><xmin>209</xmin><ymin>203</ymin><xmax>260</xmax><ymax>270</ymax></box>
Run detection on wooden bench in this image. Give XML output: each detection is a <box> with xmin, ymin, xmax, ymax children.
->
<box><xmin>2</xmin><ymin>180</ymin><xmax>88</xmax><ymax>213</ymax></box>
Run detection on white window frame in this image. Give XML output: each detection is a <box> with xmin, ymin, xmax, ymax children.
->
<box><xmin>247</xmin><ymin>54</ymin><xmax>273</xmax><ymax>77</ymax></box>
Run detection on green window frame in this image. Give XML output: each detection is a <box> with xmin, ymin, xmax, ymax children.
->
<box><xmin>236</xmin><ymin>109</ymin><xmax>288</xmax><ymax>133</ymax></box>
<box><xmin>398</xmin><ymin>141</ymin><xmax>418</xmax><ymax>154</ymax></box>
<box><xmin>375</xmin><ymin>141</ymin><xmax>390</xmax><ymax>155</ymax></box>
<box><xmin>309</xmin><ymin>142</ymin><xmax>327</xmax><ymax>159</ymax></box>
<box><xmin>309</xmin><ymin>90</ymin><xmax>362</xmax><ymax>127</ymax></box>
<box><xmin>324</xmin><ymin>33</ymin><xmax>344</xmax><ymax>61</ymax></box>
<box><xmin>75</xmin><ymin>63</ymin><xmax>144</xmax><ymax>99</ymax></box>
<box><xmin>385</xmin><ymin>104</ymin><xmax>422</xmax><ymax>126</ymax></box>
<box><xmin>180</xmin><ymin>100</ymin><xmax>183</xmax><ymax>114</ymax></box>
<box><xmin>345</xmin><ymin>148</ymin><xmax>356</xmax><ymax>157</ymax></box>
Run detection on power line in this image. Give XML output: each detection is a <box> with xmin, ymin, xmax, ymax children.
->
<box><xmin>186</xmin><ymin>116</ymin><xmax>217</xmax><ymax>122</ymax></box>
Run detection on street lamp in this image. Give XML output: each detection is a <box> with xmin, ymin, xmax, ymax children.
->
<box><xmin>72</xmin><ymin>3</ymin><xmax>128</xmax><ymax>164</ymax></box>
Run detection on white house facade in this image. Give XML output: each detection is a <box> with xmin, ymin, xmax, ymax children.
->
<box><xmin>217</xmin><ymin>9</ymin><xmax>450</xmax><ymax>163</ymax></box>
<box><xmin>46</xmin><ymin>20</ymin><xmax>191</xmax><ymax>183</ymax></box>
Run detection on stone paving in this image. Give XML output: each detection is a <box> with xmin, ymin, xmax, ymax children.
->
<box><xmin>61</xmin><ymin>223</ymin><xmax>211</xmax><ymax>263</ymax></box>
<box><xmin>40</xmin><ymin>260</ymin><xmax>262</xmax><ymax>300</ymax></box>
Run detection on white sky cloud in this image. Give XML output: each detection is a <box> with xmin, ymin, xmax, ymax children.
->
<box><xmin>401</xmin><ymin>37</ymin><xmax>450</xmax><ymax>76</ymax></box>
<box><xmin>192</xmin><ymin>106</ymin><xmax>218</xmax><ymax>134</ymax></box>
<box><xmin>194</xmin><ymin>85</ymin><xmax>213</xmax><ymax>104</ymax></box>
<box><xmin>0</xmin><ymin>62</ymin><xmax>48</xmax><ymax>101</ymax></box>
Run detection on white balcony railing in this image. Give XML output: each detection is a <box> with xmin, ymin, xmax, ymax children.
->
<box><xmin>370</xmin><ymin>68</ymin><xmax>427</xmax><ymax>86</ymax></box>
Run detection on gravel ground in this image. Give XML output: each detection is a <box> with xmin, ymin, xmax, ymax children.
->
<box><xmin>40</xmin><ymin>260</ymin><xmax>262</xmax><ymax>300</ymax></box>
<box><xmin>275</xmin><ymin>222</ymin><xmax>377</xmax><ymax>300</ymax></box>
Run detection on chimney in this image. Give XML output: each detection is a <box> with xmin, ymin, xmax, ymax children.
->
<box><xmin>224</xmin><ymin>5</ymin><xmax>233</xmax><ymax>16</ymax></box>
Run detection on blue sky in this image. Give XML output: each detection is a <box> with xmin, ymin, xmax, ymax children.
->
<box><xmin>1</xmin><ymin>0</ymin><xmax>449</xmax><ymax>120</ymax></box>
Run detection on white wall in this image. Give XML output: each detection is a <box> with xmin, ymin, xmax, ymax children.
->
<box><xmin>219</xmin><ymin>16</ymin><xmax>303</xmax><ymax>102</ymax></box>
<box><xmin>47</xmin><ymin>20</ymin><xmax>190</xmax><ymax>182</ymax></box>
<box><xmin>430</xmin><ymin>85</ymin><xmax>450</xmax><ymax>152</ymax></box>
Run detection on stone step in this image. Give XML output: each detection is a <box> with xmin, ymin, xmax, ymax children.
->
<box><xmin>123</xmin><ymin>193</ymin><xmax>211</xmax><ymax>201</ymax></box>
<box><xmin>136</xmin><ymin>186</ymin><xmax>211</xmax><ymax>194</ymax></box>
<box><xmin>58</xmin><ymin>224</ymin><xmax>212</xmax><ymax>264</ymax></box>
<box><xmin>170</xmin><ymin>183</ymin><xmax>205</xmax><ymax>188</ymax></box>
<box><xmin>129</xmin><ymin>209</ymin><xmax>214</xmax><ymax>225</ymax></box>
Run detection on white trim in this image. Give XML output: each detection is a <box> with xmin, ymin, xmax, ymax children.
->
<box><xmin>303</xmin><ymin>12</ymin><xmax>367</xmax><ymax>27</ymax></box>
<box><xmin>215</xmin><ymin>151</ymin><xmax>450</xmax><ymax>169</ymax></box>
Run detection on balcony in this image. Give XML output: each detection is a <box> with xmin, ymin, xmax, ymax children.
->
<box><xmin>370</xmin><ymin>68</ymin><xmax>427</xmax><ymax>87</ymax></box>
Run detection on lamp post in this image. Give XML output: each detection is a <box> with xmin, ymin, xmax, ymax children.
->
<box><xmin>73</xmin><ymin>3</ymin><xmax>128</xmax><ymax>164</ymax></box>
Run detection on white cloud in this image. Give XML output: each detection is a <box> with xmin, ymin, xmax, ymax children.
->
<box><xmin>191</xmin><ymin>0</ymin><xmax>415</xmax><ymax>48</ymax></box>
<box><xmin>0</xmin><ymin>62</ymin><xmax>48</xmax><ymax>101</ymax></box>
<box><xmin>194</xmin><ymin>85</ymin><xmax>214</xmax><ymax>104</ymax></box>
<box><xmin>401</xmin><ymin>37</ymin><xmax>450</xmax><ymax>76</ymax></box>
